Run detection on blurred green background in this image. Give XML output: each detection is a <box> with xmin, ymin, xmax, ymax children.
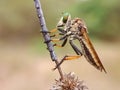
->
<box><xmin>0</xmin><ymin>0</ymin><xmax>120</xmax><ymax>90</ymax></box>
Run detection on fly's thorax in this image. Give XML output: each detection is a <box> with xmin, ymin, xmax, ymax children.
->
<box><xmin>67</xmin><ymin>19</ymin><xmax>83</xmax><ymax>36</ymax></box>
<box><xmin>71</xmin><ymin>18</ymin><xmax>88</xmax><ymax>33</ymax></box>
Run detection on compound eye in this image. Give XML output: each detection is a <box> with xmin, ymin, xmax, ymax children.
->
<box><xmin>62</xmin><ymin>12</ymin><xmax>70</xmax><ymax>23</ymax></box>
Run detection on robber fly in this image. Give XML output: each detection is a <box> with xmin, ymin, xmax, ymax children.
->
<box><xmin>50</xmin><ymin>13</ymin><xmax>106</xmax><ymax>73</ymax></box>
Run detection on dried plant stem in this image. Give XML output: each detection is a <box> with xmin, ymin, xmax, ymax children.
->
<box><xmin>50</xmin><ymin>72</ymin><xmax>89</xmax><ymax>90</ymax></box>
<box><xmin>33</xmin><ymin>0</ymin><xmax>64</xmax><ymax>79</ymax></box>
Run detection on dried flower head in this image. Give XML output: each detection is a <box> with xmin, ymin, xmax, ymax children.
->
<box><xmin>50</xmin><ymin>72</ymin><xmax>89</xmax><ymax>90</ymax></box>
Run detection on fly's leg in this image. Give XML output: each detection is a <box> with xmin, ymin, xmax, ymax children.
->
<box><xmin>69</xmin><ymin>40</ymin><xmax>83</xmax><ymax>55</ymax></box>
<box><xmin>41</xmin><ymin>28</ymin><xmax>63</xmax><ymax>43</ymax></box>
<box><xmin>49</xmin><ymin>28</ymin><xmax>65</xmax><ymax>37</ymax></box>
<box><xmin>40</xmin><ymin>28</ymin><xmax>57</xmax><ymax>34</ymax></box>
<box><xmin>50</xmin><ymin>33</ymin><xmax>64</xmax><ymax>38</ymax></box>
<box><xmin>53</xmin><ymin>40</ymin><xmax>83</xmax><ymax>70</ymax></box>
<box><xmin>40</xmin><ymin>28</ymin><xmax>58</xmax><ymax>38</ymax></box>
<box><xmin>51</xmin><ymin>33</ymin><xmax>68</xmax><ymax>47</ymax></box>
<box><xmin>53</xmin><ymin>38</ymin><xmax>67</xmax><ymax>47</ymax></box>
<box><xmin>53</xmin><ymin>55</ymin><xmax>81</xmax><ymax>70</ymax></box>
<box><xmin>50</xmin><ymin>27</ymin><xmax>66</xmax><ymax>38</ymax></box>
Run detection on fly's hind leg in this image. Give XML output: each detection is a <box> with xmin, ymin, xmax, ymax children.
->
<box><xmin>53</xmin><ymin>40</ymin><xmax>83</xmax><ymax>70</ymax></box>
<box><xmin>69</xmin><ymin>40</ymin><xmax>83</xmax><ymax>55</ymax></box>
<box><xmin>53</xmin><ymin>54</ymin><xmax>82</xmax><ymax>70</ymax></box>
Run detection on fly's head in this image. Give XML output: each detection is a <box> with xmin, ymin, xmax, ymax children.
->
<box><xmin>57</xmin><ymin>12</ymin><xmax>71</xmax><ymax>28</ymax></box>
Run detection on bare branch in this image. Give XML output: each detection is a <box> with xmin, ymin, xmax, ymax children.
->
<box><xmin>33</xmin><ymin>0</ymin><xmax>63</xmax><ymax>79</ymax></box>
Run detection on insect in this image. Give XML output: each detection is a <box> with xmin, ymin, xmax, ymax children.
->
<box><xmin>50</xmin><ymin>13</ymin><xmax>106</xmax><ymax>73</ymax></box>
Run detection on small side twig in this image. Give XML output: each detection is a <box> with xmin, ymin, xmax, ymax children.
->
<box><xmin>33</xmin><ymin>0</ymin><xmax>63</xmax><ymax>79</ymax></box>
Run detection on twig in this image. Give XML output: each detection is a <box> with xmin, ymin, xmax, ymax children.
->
<box><xmin>33</xmin><ymin>0</ymin><xmax>64</xmax><ymax>79</ymax></box>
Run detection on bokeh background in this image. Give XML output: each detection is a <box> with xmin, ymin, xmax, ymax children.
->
<box><xmin>0</xmin><ymin>0</ymin><xmax>120</xmax><ymax>90</ymax></box>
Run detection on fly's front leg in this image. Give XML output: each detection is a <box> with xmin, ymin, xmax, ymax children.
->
<box><xmin>43</xmin><ymin>26</ymin><xmax>68</xmax><ymax>47</ymax></box>
<box><xmin>50</xmin><ymin>26</ymin><xmax>66</xmax><ymax>37</ymax></box>
<box><xmin>51</xmin><ymin>34</ymin><xmax>68</xmax><ymax>47</ymax></box>
<box><xmin>50</xmin><ymin>33</ymin><xmax>64</xmax><ymax>38</ymax></box>
<box><xmin>41</xmin><ymin>28</ymin><xmax>63</xmax><ymax>38</ymax></box>
<box><xmin>40</xmin><ymin>28</ymin><xmax>57</xmax><ymax>34</ymax></box>
<box><xmin>53</xmin><ymin>38</ymin><xmax>67</xmax><ymax>47</ymax></box>
<box><xmin>49</xmin><ymin>28</ymin><xmax>66</xmax><ymax>37</ymax></box>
